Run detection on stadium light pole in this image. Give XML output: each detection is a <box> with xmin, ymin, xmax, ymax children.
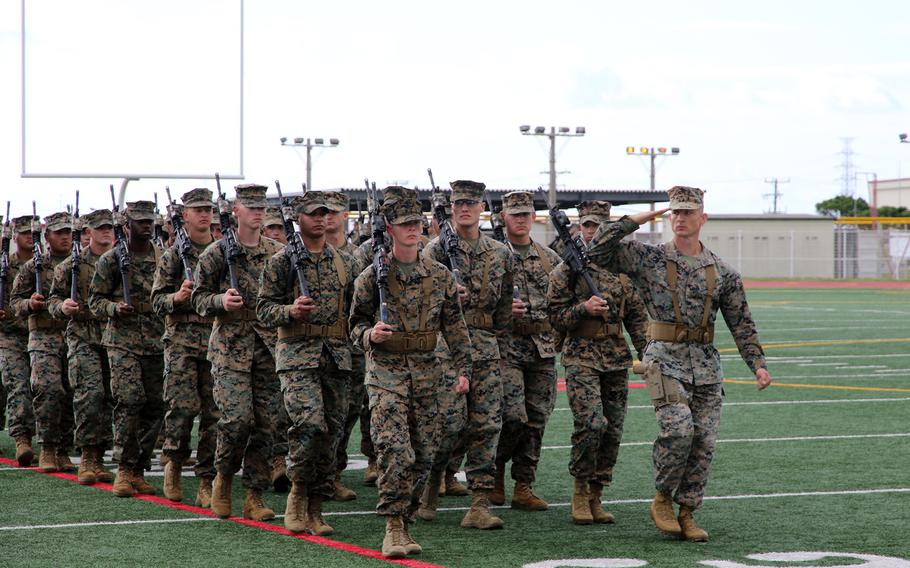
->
<box><xmin>626</xmin><ymin>146</ymin><xmax>680</xmax><ymax>231</ymax></box>
<box><xmin>899</xmin><ymin>133</ymin><xmax>909</xmax><ymax>144</ymax></box>
<box><xmin>280</xmin><ymin>136</ymin><xmax>340</xmax><ymax>190</ymax></box>
<box><xmin>520</xmin><ymin>125</ymin><xmax>586</xmax><ymax>206</ymax></box>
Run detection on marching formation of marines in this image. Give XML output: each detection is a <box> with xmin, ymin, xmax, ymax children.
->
<box><xmin>0</xmin><ymin>180</ymin><xmax>772</xmax><ymax>558</ymax></box>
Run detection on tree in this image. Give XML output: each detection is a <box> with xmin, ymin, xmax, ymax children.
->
<box><xmin>877</xmin><ymin>206</ymin><xmax>909</xmax><ymax>217</ymax></box>
<box><xmin>815</xmin><ymin>195</ymin><xmax>869</xmax><ymax>217</ymax></box>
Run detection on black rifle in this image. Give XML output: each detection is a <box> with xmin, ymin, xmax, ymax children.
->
<box><xmin>538</xmin><ymin>188</ymin><xmax>601</xmax><ymax>298</ymax></box>
<box><xmin>275</xmin><ymin>180</ymin><xmax>309</xmax><ymax>297</ymax></box>
<box><xmin>153</xmin><ymin>192</ymin><xmax>166</xmax><ymax>249</ymax></box>
<box><xmin>214</xmin><ymin>173</ymin><xmax>241</xmax><ymax>294</ymax></box>
<box><xmin>110</xmin><ymin>185</ymin><xmax>132</xmax><ymax>305</ymax></box>
<box><xmin>0</xmin><ymin>202</ymin><xmax>10</xmax><ymax>308</ymax></box>
<box><xmin>70</xmin><ymin>191</ymin><xmax>82</xmax><ymax>301</ymax></box>
<box><xmin>31</xmin><ymin>201</ymin><xmax>44</xmax><ymax>296</ymax></box>
<box><xmin>164</xmin><ymin>187</ymin><xmax>194</xmax><ymax>282</ymax></box>
<box><xmin>427</xmin><ymin>168</ymin><xmax>463</xmax><ymax>286</ymax></box>
<box><xmin>485</xmin><ymin>194</ymin><xmax>506</xmax><ymax>243</ymax></box>
<box><xmin>365</xmin><ymin>179</ymin><xmax>389</xmax><ymax>322</ymax></box>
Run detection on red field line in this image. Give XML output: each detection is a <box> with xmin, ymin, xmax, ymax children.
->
<box><xmin>0</xmin><ymin>456</ymin><xmax>444</xmax><ymax>568</ymax></box>
<box><xmin>744</xmin><ymin>280</ymin><xmax>910</xmax><ymax>289</ymax></box>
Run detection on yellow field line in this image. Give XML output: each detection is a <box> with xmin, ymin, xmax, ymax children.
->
<box><xmin>724</xmin><ymin>378</ymin><xmax>910</xmax><ymax>393</ymax></box>
<box><xmin>718</xmin><ymin>338</ymin><xmax>910</xmax><ymax>353</ymax></box>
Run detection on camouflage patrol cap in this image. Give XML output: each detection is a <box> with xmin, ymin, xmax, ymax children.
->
<box><xmin>12</xmin><ymin>215</ymin><xmax>39</xmax><ymax>234</ymax></box>
<box><xmin>234</xmin><ymin>184</ymin><xmax>269</xmax><ymax>208</ymax></box>
<box><xmin>322</xmin><ymin>191</ymin><xmax>349</xmax><ymax>212</ymax></box>
<box><xmin>125</xmin><ymin>201</ymin><xmax>157</xmax><ymax>221</ymax></box>
<box><xmin>210</xmin><ymin>214</ymin><xmax>221</xmax><ymax>227</ymax></box>
<box><xmin>263</xmin><ymin>206</ymin><xmax>283</xmax><ymax>227</ymax></box>
<box><xmin>181</xmin><ymin>188</ymin><xmax>213</xmax><ymax>208</ymax></box>
<box><xmin>667</xmin><ymin>186</ymin><xmax>704</xmax><ymax>210</ymax></box>
<box><xmin>83</xmin><ymin>209</ymin><xmax>114</xmax><ymax>229</ymax></box>
<box><xmin>44</xmin><ymin>212</ymin><xmax>72</xmax><ymax>232</ymax></box>
<box><xmin>450</xmin><ymin>180</ymin><xmax>486</xmax><ymax>202</ymax></box>
<box><xmin>381</xmin><ymin>186</ymin><xmax>415</xmax><ymax>204</ymax></box>
<box><xmin>578</xmin><ymin>200</ymin><xmax>611</xmax><ymax>225</ymax></box>
<box><xmin>501</xmin><ymin>191</ymin><xmax>535</xmax><ymax>214</ymax></box>
<box><xmin>294</xmin><ymin>191</ymin><xmax>330</xmax><ymax>215</ymax></box>
<box><xmin>380</xmin><ymin>186</ymin><xmax>423</xmax><ymax>225</ymax></box>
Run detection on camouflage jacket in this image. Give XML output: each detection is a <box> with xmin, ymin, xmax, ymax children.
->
<box><xmin>423</xmin><ymin>233</ymin><xmax>513</xmax><ymax>361</ymax></box>
<box><xmin>333</xmin><ymin>238</ymin><xmax>368</xmax><ymax>361</ymax></box>
<box><xmin>89</xmin><ymin>246</ymin><xmax>164</xmax><ymax>356</ymax></box>
<box><xmin>10</xmin><ymin>252</ymin><xmax>69</xmax><ymax>352</ymax></box>
<box><xmin>548</xmin><ymin>261</ymin><xmax>648</xmax><ymax>372</ymax></box>
<box><xmin>0</xmin><ymin>252</ymin><xmax>29</xmax><ymax>337</ymax></box>
<box><xmin>47</xmin><ymin>248</ymin><xmax>105</xmax><ymax>347</ymax></box>
<box><xmin>588</xmin><ymin>217</ymin><xmax>767</xmax><ymax>384</ymax></box>
<box><xmin>191</xmin><ymin>236</ymin><xmax>282</xmax><ymax>371</ymax></box>
<box><xmin>504</xmin><ymin>240</ymin><xmax>563</xmax><ymax>360</ymax></box>
<box><xmin>349</xmin><ymin>255</ymin><xmax>472</xmax><ymax>397</ymax></box>
<box><xmin>257</xmin><ymin>243</ymin><xmax>357</xmax><ymax>373</ymax></box>
<box><xmin>151</xmin><ymin>239</ymin><xmax>215</xmax><ymax>355</ymax></box>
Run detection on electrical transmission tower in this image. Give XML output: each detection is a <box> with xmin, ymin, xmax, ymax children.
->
<box><xmin>838</xmin><ymin>137</ymin><xmax>856</xmax><ymax>197</ymax></box>
<box><xmin>763</xmin><ymin>177</ymin><xmax>790</xmax><ymax>214</ymax></box>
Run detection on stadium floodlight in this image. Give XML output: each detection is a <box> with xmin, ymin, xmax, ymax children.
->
<box><xmin>519</xmin><ymin>123</ymin><xmax>586</xmax><ymax>207</ymax></box>
<box><xmin>534</xmin><ymin>126</ymin><xmax>546</xmax><ymax>134</ymax></box>
<box><xmin>329</xmin><ymin>138</ymin><xmax>339</xmax><ymax>145</ymax></box>
<box><xmin>293</xmin><ymin>137</ymin><xmax>305</xmax><ymax>144</ymax></box>
<box><xmin>280</xmin><ymin>137</ymin><xmax>287</xmax><ymax>144</ymax></box>
<box><xmin>519</xmin><ymin>125</ymin><xmax>531</xmax><ymax>133</ymax></box>
<box><xmin>280</xmin><ymin>136</ymin><xmax>341</xmax><ymax>189</ymax></box>
<box><xmin>558</xmin><ymin>126</ymin><xmax>570</xmax><ymax>133</ymax></box>
<box><xmin>900</xmin><ymin>133</ymin><xmax>908</xmax><ymax>143</ymax></box>
<box><xmin>576</xmin><ymin>127</ymin><xmax>585</xmax><ymax>135</ymax></box>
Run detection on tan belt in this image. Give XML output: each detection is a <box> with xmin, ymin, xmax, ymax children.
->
<box><xmin>648</xmin><ymin>321</ymin><xmax>714</xmax><ymax>344</ymax></box>
<box><xmin>167</xmin><ymin>313</ymin><xmax>214</xmax><ymax>325</ymax></box>
<box><xmin>278</xmin><ymin>320</ymin><xmax>347</xmax><ymax>340</ymax></box>
<box><xmin>568</xmin><ymin>319</ymin><xmax>621</xmax><ymax>340</ymax></box>
<box><xmin>28</xmin><ymin>314</ymin><xmax>67</xmax><ymax>332</ymax></box>
<box><xmin>376</xmin><ymin>331</ymin><xmax>437</xmax><ymax>353</ymax></box>
<box><xmin>216</xmin><ymin>308</ymin><xmax>258</xmax><ymax>323</ymax></box>
<box><xmin>464</xmin><ymin>311</ymin><xmax>493</xmax><ymax>330</ymax></box>
<box><xmin>512</xmin><ymin>319</ymin><xmax>552</xmax><ymax>336</ymax></box>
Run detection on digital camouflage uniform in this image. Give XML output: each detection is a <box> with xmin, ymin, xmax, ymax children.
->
<box><xmin>588</xmin><ymin>186</ymin><xmax>767</xmax><ymax>510</ymax></box>
<box><xmin>151</xmin><ymin>188</ymin><xmax>218</xmax><ymax>479</ymax></box>
<box><xmin>10</xmin><ymin>212</ymin><xmax>75</xmax><ymax>458</ymax></box>
<box><xmin>423</xmin><ymin>180</ymin><xmax>514</xmax><ymax>492</ymax></box>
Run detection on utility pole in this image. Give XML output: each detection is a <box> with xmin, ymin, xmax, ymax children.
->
<box><xmin>280</xmin><ymin>136</ymin><xmax>340</xmax><ymax>190</ymax></box>
<box><xmin>520</xmin><ymin>125</ymin><xmax>586</xmax><ymax>207</ymax></box>
<box><xmin>626</xmin><ymin>146</ymin><xmax>680</xmax><ymax>232</ymax></box>
<box><xmin>763</xmin><ymin>177</ymin><xmax>789</xmax><ymax>214</ymax></box>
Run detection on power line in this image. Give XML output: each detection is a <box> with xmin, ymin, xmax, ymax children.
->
<box><xmin>763</xmin><ymin>177</ymin><xmax>790</xmax><ymax>214</ymax></box>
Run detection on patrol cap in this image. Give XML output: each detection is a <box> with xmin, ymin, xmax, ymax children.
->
<box><xmin>294</xmin><ymin>191</ymin><xmax>330</xmax><ymax>215</ymax></box>
<box><xmin>450</xmin><ymin>180</ymin><xmax>486</xmax><ymax>202</ymax></box>
<box><xmin>263</xmin><ymin>206</ymin><xmax>283</xmax><ymax>227</ymax></box>
<box><xmin>83</xmin><ymin>209</ymin><xmax>114</xmax><ymax>229</ymax></box>
<box><xmin>181</xmin><ymin>188</ymin><xmax>213</xmax><ymax>208</ymax></box>
<box><xmin>667</xmin><ymin>186</ymin><xmax>704</xmax><ymax>210</ymax></box>
<box><xmin>125</xmin><ymin>201</ymin><xmax>157</xmax><ymax>221</ymax></box>
<box><xmin>234</xmin><ymin>184</ymin><xmax>269</xmax><ymax>208</ymax></box>
<box><xmin>578</xmin><ymin>200</ymin><xmax>611</xmax><ymax>225</ymax></box>
<box><xmin>501</xmin><ymin>191</ymin><xmax>535</xmax><ymax>214</ymax></box>
<box><xmin>380</xmin><ymin>186</ymin><xmax>423</xmax><ymax>225</ymax></box>
<box><xmin>44</xmin><ymin>212</ymin><xmax>73</xmax><ymax>232</ymax></box>
<box><xmin>322</xmin><ymin>191</ymin><xmax>350</xmax><ymax>213</ymax></box>
<box><xmin>13</xmin><ymin>215</ymin><xmax>39</xmax><ymax>234</ymax></box>
<box><xmin>210</xmin><ymin>213</ymin><xmax>221</xmax><ymax>227</ymax></box>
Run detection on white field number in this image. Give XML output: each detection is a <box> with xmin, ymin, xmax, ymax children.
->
<box><xmin>524</xmin><ymin>552</ymin><xmax>910</xmax><ymax>568</ymax></box>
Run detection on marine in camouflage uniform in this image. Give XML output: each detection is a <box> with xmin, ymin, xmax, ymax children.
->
<box><xmin>491</xmin><ymin>191</ymin><xmax>563</xmax><ymax>511</ymax></box>
<box><xmin>10</xmin><ymin>211</ymin><xmax>76</xmax><ymax>473</ymax></box>
<box><xmin>0</xmin><ymin>216</ymin><xmax>38</xmax><ymax>466</ymax></box>
<box><xmin>47</xmin><ymin>209</ymin><xmax>115</xmax><ymax>484</ymax></box>
<box><xmin>548</xmin><ymin>200</ymin><xmax>649</xmax><ymax>525</ymax></box>
<box><xmin>349</xmin><ymin>187</ymin><xmax>472</xmax><ymax>557</ymax></box>
<box><xmin>89</xmin><ymin>201</ymin><xmax>165</xmax><ymax>496</ymax></box>
<box><xmin>587</xmin><ymin>186</ymin><xmax>772</xmax><ymax>541</ymax></box>
<box><xmin>191</xmin><ymin>184</ymin><xmax>282</xmax><ymax>521</ymax></box>
<box><xmin>151</xmin><ymin>188</ymin><xmax>219</xmax><ymax>505</ymax></box>
<box><xmin>257</xmin><ymin>191</ymin><xmax>357</xmax><ymax>536</ymax></box>
<box><xmin>423</xmin><ymin>179</ymin><xmax>514</xmax><ymax>530</ymax></box>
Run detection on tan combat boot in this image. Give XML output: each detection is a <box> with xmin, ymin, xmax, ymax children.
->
<box><xmin>445</xmin><ymin>471</ymin><xmax>469</xmax><ymax>496</ymax></box>
<box><xmin>363</xmin><ymin>458</ymin><xmax>378</xmax><ymax>486</ymax></box>
<box><xmin>112</xmin><ymin>466</ymin><xmax>136</xmax><ymax>497</ymax></box>
<box><xmin>92</xmin><ymin>448</ymin><xmax>113</xmax><ymax>483</ymax></box>
<box><xmin>417</xmin><ymin>471</ymin><xmax>442</xmax><ymax>521</ymax></box>
<box><xmin>305</xmin><ymin>494</ymin><xmax>334</xmax><ymax>536</ymax></box>
<box><xmin>163</xmin><ymin>459</ymin><xmax>183</xmax><ymax>502</ymax></box>
<box><xmin>588</xmin><ymin>482</ymin><xmax>615</xmax><ymax>524</ymax></box>
<box><xmin>211</xmin><ymin>473</ymin><xmax>233</xmax><ymax>518</ymax></box>
<box><xmin>650</xmin><ymin>491</ymin><xmax>682</xmax><ymax>537</ymax></box>
<box><xmin>195</xmin><ymin>477</ymin><xmax>214</xmax><ymax>508</ymax></box>
<box><xmin>242</xmin><ymin>488</ymin><xmax>276</xmax><ymax>521</ymax></box>
<box><xmin>489</xmin><ymin>462</ymin><xmax>506</xmax><ymax>506</ymax></box>
<box><xmin>283</xmin><ymin>482</ymin><xmax>307</xmax><ymax>533</ymax></box>
<box><xmin>333</xmin><ymin>472</ymin><xmax>357</xmax><ymax>501</ymax></box>
<box><xmin>56</xmin><ymin>449</ymin><xmax>77</xmax><ymax>472</ymax></box>
<box><xmin>271</xmin><ymin>455</ymin><xmax>290</xmax><ymax>493</ymax></box>
<box><xmin>77</xmin><ymin>448</ymin><xmax>96</xmax><ymax>485</ymax></box>
<box><xmin>460</xmin><ymin>490</ymin><xmax>504</xmax><ymax>530</ymax></box>
<box><xmin>131</xmin><ymin>469</ymin><xmax>156</xmax><ymax>495</ymax></box>
<box><xmin>38</xmin><ymin>445</ymin><xmax>58</xmax><ymax>473</ymax></box>
<box><xmin>678</xmin><ymin>505</ymin><xmax>709</xmax><ymax>542</ymax></box>
<box><xmin>438</xmin><ymin>472</ymin><xmax>446</xmax><ymax>496</ymax></box>
<box><xmin>512</xmin><ymin>481</ymin><xmax>548</xmax><ymax>511</ymax></box>
<box><xmin>382</xmin><ymin>516</ymin><xmax>407</xmax><ymax>558</ymax></box>
<box><xmin>571</xmin><ymin>479</ymin><xmax>593</xmax><ymax>524</ymax></box>
<box><xmin>402</xmin><ymin>519</ymin><xmax>422</xmax><ymax>555</ymax></box>
<box><xmin>14</xmin><ymin>436</ymin><xmax>34</xmax><ymax>467</ymax></box>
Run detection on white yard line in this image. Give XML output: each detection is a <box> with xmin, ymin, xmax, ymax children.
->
<box><xmin>0</xmin><ymin>517</ymin><xmax>217</xmax><ymax>531</ymax></box>
<box><xmin>539</xmin><ymin>432</ymin><xmax>910</xmax><ymax>451</ymax></box>
<box><xmin>721</xmin><ymin>353</ymin><xmax>910</xmax><ymax>361</ymax></box>
<box><xmin>550</xmin><ymin>397</ymin><xmax>910</xmax><ymax>412</ymax></box>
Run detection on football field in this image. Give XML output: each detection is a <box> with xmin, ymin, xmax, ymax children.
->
<box><xmin>1</xmin><ymin>287</ymin><xmax>909</xmax><ymax>568</ymax></box>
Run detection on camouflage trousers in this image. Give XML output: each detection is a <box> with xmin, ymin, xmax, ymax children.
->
<box><xmin>653</xmin><ymin>381</ymin><xmax>722</xmax><ymax>510</ymax></box>
<box><xmin>369</xmin><ymin>383</ymin><xmax>438</xmax><ymax>517</ymax></box>
<box><xmin>30</xmin><ymin>347</ymin><xmax>74</xmax><ymax>449</ymax></box>
<box><xmin>67</xmin><ymin>339</ymin><xmax>113</xmax><ymax>449</ymax></box>
<box><xmin>162</xmin><ymin>345</ymin><xmax>218</xmax><ymax>478</ymax></box>
<box><xmin>272</xmin><ymin>392</ymin><xmax>289</xmax><ymax>458</ymax></box>
<box><xmin>0</xmin><ymin>380</ymin><xmax>5</xmax><ymax>429</ymax></box>
<box><xmin>212</xmin><ymin>336</ymin><xmax>278</xmax><ymax>491</ymax></box>
<box><xmin>280</xmin><ymin>349</ymin><xmax>349</xmax><ymax>498</ymax></box>
<box><xmin>336</xmin><ymin>365</ymin><xmax>373</xmax><ymax>471</ymax></box>
<box><xmin>0</xmin><ymin>333</ymin><xmax>33</xmax><ymax>439</ymax></box>
<box><xmin>497</xmin><ymin>351</ymin><xmax>557</xmax><ymax>483</ymax></box>
<box><xmin>430</xmin><ymin>362</ymin><xmax>467</xmax><ymax>475</ymax></box>
<box><xmin>565</xmin><ymin>366</ymin><xmax>629</xmax><ymax>485</ymax></box>
<box><xmin>108</xmin><ymin>348</ymin><xmax>164</xmax><ymax>470</ymax></box>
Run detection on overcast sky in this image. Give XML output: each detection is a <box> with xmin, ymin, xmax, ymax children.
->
<box><xmin>2</xmin><ymin>0</ymin><xmax>909</xmax><ymax>220</ymax></box>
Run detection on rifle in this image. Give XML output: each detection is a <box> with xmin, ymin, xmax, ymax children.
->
<box><xmin>274</xmin><ymin>180</ymin><xmax>309</xmax><ymax>298</ymax></box>
<box><xmin>153</xmin><ymin>192</ymin><xmax>166</xmax><ymax>249</ymax></box>
<box><xmin>31</xmin><ymin>201</ymin><xmax>44</xmax><ymax>296</ymax></box>
<box><xmin>538</xmin><ymin>188</ymin><xmax>601</xmax><ymax>298</ymax></box>
<box><xmin>365</xmin><ymin>179</ymin><xmax>389</xmax><ymax>322</ymax></box>
<box><xmin>427</xmin><ymin>168</ymin><xmax>463</xmax><ymax>287</ymax></box>
<box><xmin>0</xmin><ymin>202</ymin><xmax>10</xmax><ymax>308</ymax></box>
<box><xmin>70</xmin><ymin>191</ymin><xmax>82</xmax><ymax>301</ymax></box>
<box><xmin>485</xmin><ymin>194</ymin><xmax>506</xmax><ymax>243</ymax></box>
<box><xmin>164</xmin><ymin>187</ymin><xmax>194</xmax><ymax>281</ymax></box>
<box><xmin>214</xmin><ymin>173</ymin><xmax>241</xmax><ymax>294</ymax></box>
<box><xmin>110</xmin><ymin>185</ymin><xmax>132</xmax><ymax>305</ymax></box>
